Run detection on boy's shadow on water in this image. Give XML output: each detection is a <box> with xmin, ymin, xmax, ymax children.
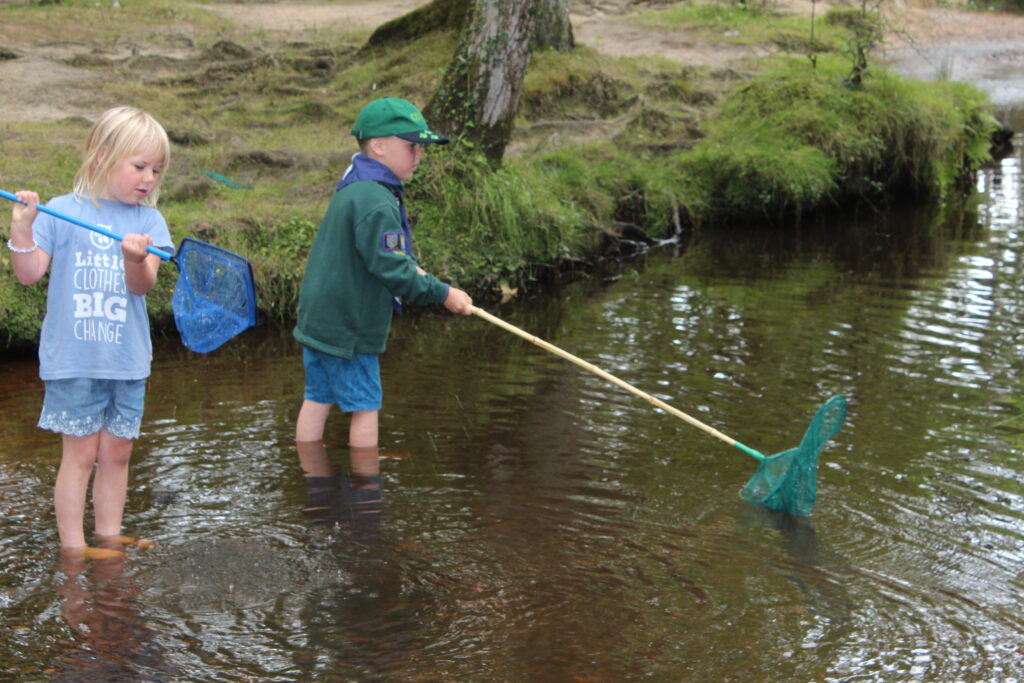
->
<box><xmin>52</xmin><ymin>547</ymin><xmax>176</xmax><ymax>682</ymax></box>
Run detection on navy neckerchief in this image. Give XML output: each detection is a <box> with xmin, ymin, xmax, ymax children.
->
<box><xmin>336</xmin><ymin>153</ymin><xmax>413</xmax><ymax>252</ymax></box>
<box><xmin>337</xmin><ymin>153</ymin><xmax>414</xmax><ymax>313</ymax></box>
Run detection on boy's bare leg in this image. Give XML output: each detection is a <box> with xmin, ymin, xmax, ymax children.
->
<box><xmin>295</xmin><ymin>439</ymin><xmax>332</xmax><ymax>477</ymax></box>
<box><xmin>295</xmin><ymin>439</ymin><xmax>333</xmax><ymax>513</ymax></box>
<box><xmin>349</xmin><ymin>409</ymin><xmax>378</xmax><ymax>448</ymax></box>
<box><xmin>349</xmin><ymin>444</ymin><xmax>381</xmax><ymax>510</ymax></box>
<box><xmin>296</xmin><ymin>399</ymin><xmax>332</xmax><ymax>442</ymax></box>
<box><xmin>349</xmin><ymin>444</ymin><xmax>380</xmax><ymax>480</ymax></box>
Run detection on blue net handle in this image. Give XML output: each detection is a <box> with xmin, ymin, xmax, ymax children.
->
<box><xmin>1</xmin><ymin>188</ymin><xmax>173</xmax><ymax>259</ymax></box>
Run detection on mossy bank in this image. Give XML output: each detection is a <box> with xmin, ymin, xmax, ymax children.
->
<box><xmin>0</xmin><ymin>0</ymin><xmax>1004</xmax><ymax>349</ymax></box>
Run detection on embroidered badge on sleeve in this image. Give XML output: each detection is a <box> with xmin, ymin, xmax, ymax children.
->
<box><xmin>381</xmin><ymin>232</ymin><xmax>408</xmax><ymax>253</ymax></box>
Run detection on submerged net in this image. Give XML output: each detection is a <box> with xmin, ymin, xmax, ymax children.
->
<box><xmin>740</xmin><ymin>395</ymin><xmax>848</xmax><ymax>516</ymax></box>
<box><xmin>171</xmin><ymin>237</ymin><xmax>258</xmax><ymax>353</ymax></box>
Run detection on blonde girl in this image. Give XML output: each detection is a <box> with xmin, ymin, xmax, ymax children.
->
<box><xmin>8</xmin><ymin>106</ymin><xmax>173</xmax><ymax>558</ymax></box>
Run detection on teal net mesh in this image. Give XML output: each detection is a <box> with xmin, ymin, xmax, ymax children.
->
<box><xmin>740</xmin><ymin>395</ymin><xmax>847</xmax><ymax>516</ymax></box>
<box><xmin>171</xmin><ymin>238</ymin><xmax>258</xmax><ymax>353</ymax></box>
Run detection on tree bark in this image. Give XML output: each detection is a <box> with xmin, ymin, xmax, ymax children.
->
<box><xmin>425</xmin><ymin>0</ymin><xmax>540</xmax><ymax>164</ymax></box>
<box><xmin>532</xmin><ymin>0</ymin><xmax>574</xmax><ymax>52</ymax></box>
<box><xmin>365</xmin><ymin>0</ymin><xmax>574</xmax><ymax>165</ymax></box>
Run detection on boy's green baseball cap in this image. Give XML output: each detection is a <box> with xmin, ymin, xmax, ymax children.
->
<box><xmin>351</xmin><ymin>97</ymin><xmax>449</xmax><ymax>144</ymax></box>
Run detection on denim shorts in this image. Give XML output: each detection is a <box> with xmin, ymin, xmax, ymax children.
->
<box><xmin>303</xmin><ymin>348</ymin><xmax>382</xmax><ymax>412</ymax></box>
<box><xmin>38</xmin><ymin>378</ymin><xmax>146</xmax><ymax>439</ymax></box>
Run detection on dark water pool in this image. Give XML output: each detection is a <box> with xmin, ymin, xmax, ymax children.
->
<box><xmin>2</xmin><ymin>135</ymin><xmax>1022</xmax><ymax>680</ymax></box>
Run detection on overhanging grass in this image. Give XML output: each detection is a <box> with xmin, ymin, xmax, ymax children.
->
<box><xmin>670</xmin><ymin>55</ymin><xmax>999</xmax><ymax>220</ymax></box>
<box><xmin>408</xmin><ymin>147</ymin><xmax>591</xmax><ymax>290</ymax></box>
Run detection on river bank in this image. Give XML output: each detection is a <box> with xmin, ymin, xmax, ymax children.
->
<box><xmin>0</xmin><ymin>0</ymin><xmax>1017</xmax><ymax>348</ymax></box>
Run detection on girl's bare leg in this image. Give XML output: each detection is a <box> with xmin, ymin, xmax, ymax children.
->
<box><xmin>54</xmin><ymin>433</ymin><xmax>100</xmax><ymax>548</ymax></box>
<box><xmin>92</xmin><ymin>430</ymin><xmax>133</xmax><ymax>538</ymax></box>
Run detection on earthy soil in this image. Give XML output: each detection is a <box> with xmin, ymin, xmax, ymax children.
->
<box><xmin>200</xmin><ymin>0</ymin><xmax>428</xmax><ymax>31</ymax></box>
<box><xmin>879</xmin><ymin>2</ymin><xmax>1024</xmax><ymax>107</ymax></box>
<box><xmin>0</xmin><ymin>0</ymin><xmax>1022</xmax><ymax>123</ymax></box>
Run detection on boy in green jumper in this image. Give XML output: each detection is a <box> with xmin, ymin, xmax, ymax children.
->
<box><xmin>293</xmin><ymin>97</ymin><xmax>473</xmax><ymax>448</ymax></box>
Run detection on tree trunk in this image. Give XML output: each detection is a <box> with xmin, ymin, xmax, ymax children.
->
<box><xmin>367</xmin><ymin>0</ymin><xmax>574</xmax><ymax>164</ymax></box>
<box><xmin>425</xmin><ymin>0</ymin><xmax>540</xmax><ymax>164</ymax></box>
<box><xmin>532</xmin><ymin>0</ymin><xmax>574</xmax><ymax>52</ymax></box>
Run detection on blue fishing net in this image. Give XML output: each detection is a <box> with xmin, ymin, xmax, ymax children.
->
<box><xmin>171</xmin><ymin>237</ymin><xmax>258</xmax><ymax>353</ymax></box>
<box><xmin>740</xmin><ymin>395</ymin><xmax>848</xmax><ymax>516</ymax></box>
<box><xmin>0</xmin><ymin>191</ymin><xmax>256</xmax><ymax>353</ymax></box>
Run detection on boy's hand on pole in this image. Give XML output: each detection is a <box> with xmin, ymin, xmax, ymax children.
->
<box><xmin>443</xmin><ymin>286</ymin><xmax>473</xmax><ymax>315</ymax></box>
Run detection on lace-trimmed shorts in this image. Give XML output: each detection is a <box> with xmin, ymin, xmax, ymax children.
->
<box><xmin>302</xmin><ymin>348</ymin><xmax>382</xmax><ymax>412</ymax></box>
<box><xmin>38</xmin><ymin>378</ymin><xmax>146</xmax><ymax>439</ymax></box>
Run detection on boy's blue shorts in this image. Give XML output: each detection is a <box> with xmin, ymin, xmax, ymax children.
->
<box><xmin>38</xmin><ymin>378</ymin><xmax>146</xmax><ymax>439</ymax></box>
<box><xmin>303</xmin><ymin>348</ymin><xmax>382</xmax><ymax>412</ymax></box>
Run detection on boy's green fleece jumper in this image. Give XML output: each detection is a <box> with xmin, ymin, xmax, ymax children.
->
<box><xmin>293</xmin><ymin>153</ymin><xmax>449</xmax><ymax>359</ymax></box>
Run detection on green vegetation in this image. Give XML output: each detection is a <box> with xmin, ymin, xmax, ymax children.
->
<box><xmin>633</xmin><ymin>1</ymin><xmax>848</xmax><ymax>51</ymax></box>
<box><xmin>973</xmin><ymin>0</ymin><xmax>1024</xmax><ymax>11</ymax></box>
<box><xmin>674</xmin><ymin>55</ymin><xmax>998</xmax><ymax>218</ymax></box>
<box><xmin>0</xmin><ymin>0</ymin><xmax>1001</xmax><ymax>348</ymax></box>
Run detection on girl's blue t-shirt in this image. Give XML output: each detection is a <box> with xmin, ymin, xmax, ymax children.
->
<box><xmin>32</xmin><ymin>194</ymin><xmax>174</xmax><ymax>381</ymax></box>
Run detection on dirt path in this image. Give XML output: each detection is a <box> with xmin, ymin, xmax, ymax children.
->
<box><xmin>1</xmin><ymin>0</ymin><xmax>1022</xmax><ymax>123</ymax></box>
<box><xmin>199</xmin><ymin>0</ymin><xmax>428</xmax><ymax>32</ymax></box>
<box><xmin>209</xmin><ymin>0</ymin><xmax>1024</xmax><ymax>75</ymax></box>
<box><xmin>879</xmin><ymin>2</ymin><xmax>1024</xmax><ymax>106</ymax></box>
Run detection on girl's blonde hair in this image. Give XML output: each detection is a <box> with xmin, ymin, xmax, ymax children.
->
<box><xmin>73</xmin><ymin>106</ymin><xmax>171</xmax><ymax>207</ymax></box>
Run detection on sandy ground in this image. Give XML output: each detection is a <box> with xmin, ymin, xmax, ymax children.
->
<box><xmin>879</xmin><ymin>2</ymin><xmax>1024</xmax><ymax>106</ymax></box>
<box><xmin>0</xmin><ymin>0</ymin><xmax>1022</xmax><ymax>122</ymax></box>
<box><xmin>200</xmin><ymin>0</ymin><xmax>428</xmax><ymax>32</ymax></box>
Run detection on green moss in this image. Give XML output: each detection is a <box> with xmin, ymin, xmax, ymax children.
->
<box><xmin>0</xmin><ymin>264</ymin><xmax>46</xmax><ymax>350</ymax></box>
<box><xmin>672</xmin><ymin>55</ymin><xmax>999</xmax><ymax>219</ymax></box>
<box><xmin>4</xmin><ymin>1</ymin><xmax>232</xmax><ymax>43</ymax></box>
<box><xmin>364</xmin><ymin>0</ymin><xmax>468</xmax><ymax>48</ymax></box>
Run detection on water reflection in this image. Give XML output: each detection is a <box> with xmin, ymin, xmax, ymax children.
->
<box><xmin>295</xmin><ymin>442</ymin><xmax>384</xmax><ymax>543</ymax></box>
<box><xmin>736</xmin><ymin>505</ymin><xmax>855</xmax><ymax>656</ymax></box>
<box><xmin>53</xmin><ymin>549</ymin><xmax>173</xmax><ymax>681</ymax></box>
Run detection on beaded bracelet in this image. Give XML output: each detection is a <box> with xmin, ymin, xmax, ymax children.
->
<box><xmin>7</xmin><ymin>238</ymin><xmax>38</xmax><ymax>254</ymax></box>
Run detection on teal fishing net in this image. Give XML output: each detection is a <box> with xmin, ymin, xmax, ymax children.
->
<box><xmin>740</xmin><ymin>395</ymin><xmax>848</xmax><ymax>516</ymax></box>
<box><xmin>172</xmin><ymin>238</ymin><xmax>258</xmax><ymax>353</ymax></box>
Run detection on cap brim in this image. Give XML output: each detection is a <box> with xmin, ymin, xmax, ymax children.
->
<box><xmin>395</xmin><ymin>130</ymin><xmax>449</xmax><ymax>145</ymax></box>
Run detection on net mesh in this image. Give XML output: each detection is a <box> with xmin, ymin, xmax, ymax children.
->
<box><xmin>171</xmin><ymin>238</ymin><xmax>258</xmax><ymax>353</ymax></box>
<box><xmin>740</xmin><ymin>395</ymin><xmax>847</xmax><ymax>516</ymax></box>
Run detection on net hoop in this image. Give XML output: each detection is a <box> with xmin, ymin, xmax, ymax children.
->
<box><xmin>171</xmin><ymin>237</ymin><xmax>258</xmax><ymax>353</ymax></box>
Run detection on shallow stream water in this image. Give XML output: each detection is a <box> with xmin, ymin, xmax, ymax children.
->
<box><xmin>2</xmin><ymin>128</ymin><xmax>1023</xmax><ymax>680</ymax></box>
